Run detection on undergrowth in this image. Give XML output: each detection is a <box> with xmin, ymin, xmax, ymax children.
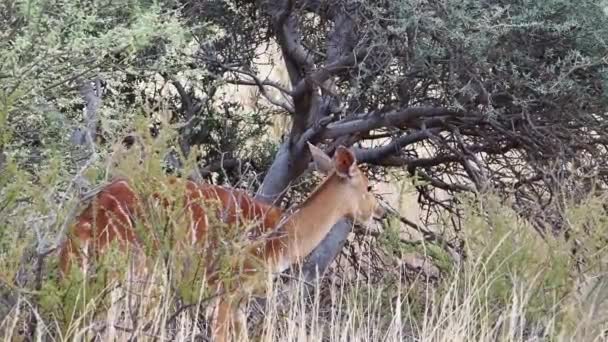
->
<box><xmin>1</xmin><ymin>135</ymin><xmax>608</xmax><ymax>341</ymax></box>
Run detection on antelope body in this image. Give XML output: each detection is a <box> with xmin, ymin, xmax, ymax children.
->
<box><xmin>58</xmin><ymin>143</ymin><xmax>385</xmax><ymax>341</ymax></box>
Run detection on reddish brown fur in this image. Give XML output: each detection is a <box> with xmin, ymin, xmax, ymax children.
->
<box><xmin>59</xmin><ymin>179</ymin><xmax>144</xmax><ymax>275</ymax></box>
<box><xmin>58</xmin><ymin>177</ymin><xmax>283</xmax><ymax>277</ymax></box>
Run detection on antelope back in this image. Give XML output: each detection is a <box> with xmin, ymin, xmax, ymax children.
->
<box><xmin>183</xmin><ymin>180</ymin><xmax>282</xmax><ymax>242</ymax></box>
<box><xmin>58</xmin><ymin>177</ymin><xmax>283</xmax><ymax>277</ymax></box>
<box><xmin>58</xmin><ymin>178</ymin><xmax>143</xmax><ymax>276</ymax></box>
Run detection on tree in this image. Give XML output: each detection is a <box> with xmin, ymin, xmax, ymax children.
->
<box><xmin>4</xmin><ymin>0</ymin><xmax>608</xmax><ymax>304</ymax></box>
<box><xmin>3</xmin><ymin>0</ymin><xmax>608</xmax><ymax>339</ymax></box>
<box><xmin>175</xmin><ymin>0</ymin><xmax>608</xmax><ymax>279</ymax></box>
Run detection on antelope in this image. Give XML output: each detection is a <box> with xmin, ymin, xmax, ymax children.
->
<box><xmin>58</xmin><ymin>142</ymin><xmax>386</xmax><ymax>341</ymax></box>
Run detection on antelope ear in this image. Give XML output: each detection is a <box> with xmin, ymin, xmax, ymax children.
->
<box><xmin>334</xmin><ymin>146</ymin><xmax>357</xmax><ymax>178</ymax></box>
<box><xmin>308</xmin><ymin>142</ymin><xmax>334</xmax><ymax>175</ymax></box>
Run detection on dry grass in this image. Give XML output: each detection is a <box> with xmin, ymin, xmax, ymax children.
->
<box><xmin>3</xmin><ymin>193</ymin><xmax>608</xmax><ymax>342</ymax></box>
<box><xmin>2</xmin><ymin>141</ymin><xmax>608</xmax><ymax>341</ymax></box>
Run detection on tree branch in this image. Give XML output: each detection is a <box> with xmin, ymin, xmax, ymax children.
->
<box><xmin>321</xmin><ymin>107</ymin><xmax>461</xmax><ymax>139</ymax></box>
<box><xmin>291</xmin><ymin>48</ymin><xmax>368</xmax><ymax>101</ymax></box>
<box><xmin>224</xmin><ymin>78</ymin><xmax>294</xmax><ymax>114</ymax></box>
<box><xmin>163</xmin><ymin>75</ymin><xmax>201</xmax><ymax>120</ymax></box>
<box><xmin>271</xmin><ymin>0</ymin><xmax>314</xmax><ymax>86</ymax></box>
<box><xmin>202</xmin><ymin>58</ymin><xmax>294</xmax><ymax>113</ymax></box>
<box><xmin>416</xmin><ymin>170</ymin><xmax>474</xmax><ymax>192</ymax></box>
<box><xmin>71</xmin><ymin>78</ymin><xmax>103</xmax><ymax>149</ymax></box>
<box><xmin>355</xmin><ymin>128</ymin><xmax>443</xmax><ymax>163</ymax></box>
<box><xmin>198</xmin><ymin>158</ymin><xmax>244</xmax><ymax>177</ymax></box>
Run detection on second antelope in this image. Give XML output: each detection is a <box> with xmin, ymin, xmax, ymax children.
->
<box><xmin>58</xmin><ymin>142</ymin><xmax>386</xmax><ymax>341</ymax></box>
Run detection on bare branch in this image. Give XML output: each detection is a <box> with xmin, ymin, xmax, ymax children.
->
<box><xmin>416</xmin><ymin>169</ymin><xmax>474</xmax><ymax>192</ymax></box>
<box><xmin>371</xmin><ymin>155</ymin><xmax>461</xmax><ymax>168</ymax></box>
<box><xmin>291</xmin><ymin>48</ymin><xmax>368</xmax><ymax>101</ymax></box>
<box><xmin>224</xmin><ymin>73</ymin><xmax>291</xmax><ymax>96</ymax></box>
<box><xmin>321</xmin><ymin>107</ymin><xmax>461</xmax><ymax>139</ymax></box>
<box><xmin>205</xmin><ymin>59</ymin><xmax>294</xmax><ymax>113</ymax></box>
<box><xmin>355</xmin><ymin>128</ymin><xmax>443</xmax><ymax>163</ymax></box>
<box><xmin>224</xmin><ymin>78</ymin><xmax>294</xmax><ymax>114</ymax></box>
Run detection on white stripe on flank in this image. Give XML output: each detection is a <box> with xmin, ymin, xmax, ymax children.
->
<box><xmin>105</xmin><ymin>192</ymin><xmax>134</xmax><ymax>230</ymax></box>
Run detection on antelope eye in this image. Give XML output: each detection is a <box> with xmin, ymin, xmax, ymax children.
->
<box><xmin>367</xmin><ymin>185</ymin><xmax>373</xmax><ymax>191</ymax></box>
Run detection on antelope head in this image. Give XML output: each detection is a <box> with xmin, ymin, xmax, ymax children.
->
<box><xmin>308</xmin><ymin>142</ymin><xmax>386</xmax><ymax>224</ymax></box>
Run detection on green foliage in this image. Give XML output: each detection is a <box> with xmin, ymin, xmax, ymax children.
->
<box><xmin>1</xmin><ymin>0</ymin><xmax>278</xmax><ymax>194</ymax></box>
<box><xmin>390</xmin><ymin>0</ymin><xmax>608</xmax><ymax>105</ymax></box>
<box><xmin>457</xmin><ymin>194</ymin><xmax>574</xmax><ymax>333</ymax></box>
<box><xmin>376</xmin><ymin>176</ymin><xmax>453</xmax><ymax>274</ymax></box>
<box><xmin>0</xmin><ymin>0</ymin><xmax>198</xmax><ymax>172</ymax></box>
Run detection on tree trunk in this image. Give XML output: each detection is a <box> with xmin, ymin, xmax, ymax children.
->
<box><xmin>300</xmin><ymin>219</ymin><xmax>352</xmax><ymax>282</ymax></box>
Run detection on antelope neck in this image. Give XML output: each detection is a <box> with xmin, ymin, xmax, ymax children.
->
<box><xmin>281</xmin><ymin>174</ymin><xmax>351</xmax><ymax>263</ymax></box>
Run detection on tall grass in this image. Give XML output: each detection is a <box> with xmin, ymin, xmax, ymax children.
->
<box><xmin>1</xmin><ymin>132</ymin><xmax>608</xmax><ymax>341</ymax></box>
<box><xmin>2</xmin><ymin>191</ymin><xmax>608</xmax><ymax>341</ymax></box>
